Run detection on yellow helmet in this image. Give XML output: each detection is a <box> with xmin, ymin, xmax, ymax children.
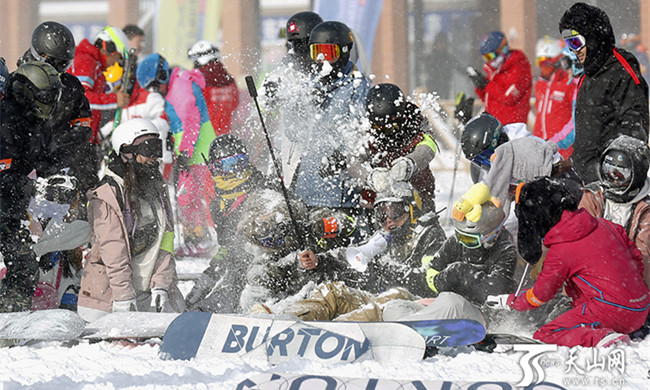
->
<box><xmin>103</xmin><ymin>62</ymin><xmax>123</xmax><ymax>93</ymax></box>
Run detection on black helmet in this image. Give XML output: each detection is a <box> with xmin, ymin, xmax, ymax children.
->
<box><xmin>309</xmin><ymin>21</ymin><xmax>353</xmax><ymax>68</ymax></box>
<box><xmin>599</xmin><ymin>135</ymin><xmax>650</xmax><ymax>203</ymax></box>
<box><xmin>11</xmin><ymin>61</ymin><xmax>63</xmax><ymax>119</ymax></box>
<box><xmin>208</xmin><ymin>134</ymin><xmax>248</xmax><ymax>176</ymax></box>
<box><xmin>30</xmin><ymin>21</ymin><xmax>76</xmax><ymax>72</ymax></box>
<box><xmin>286</xmin><ymin>12</ymin><xmax>323</xmax><ymax>56</ymax></box>
<box><xmin>366</xmin><ymin>83</ymin><xmax>407</xmax><ymax>133</ymax></box>
<box><xmin>461</xmin><ymin>113</ymin><xmax>508</xmax><ymax>163</ymax></box>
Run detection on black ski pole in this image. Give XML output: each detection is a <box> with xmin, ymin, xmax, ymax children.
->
<box><xmin>245</xmin><ymin>75</ymin><xmax>306</xmax><ymax>249</ymax></box>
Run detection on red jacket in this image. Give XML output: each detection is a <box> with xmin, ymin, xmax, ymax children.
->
<box><xmin>476</xmin><ymin>49</ymin><xmax>532</xmax><ymax>125</ymax></box>
<box><xmin>510</xmin><ymin>209</ymin><xmax>649</xmax><ymax>313</ymax></box>
<box><xmin>196</xmin><ymin>62</ymin><xmax>239</xmax><ymax>136</ymax></box>
<box><xmin>69</xmin><ymin>39</ymin><xmax>116</xmax><ymax>142</ymax></box>
<box><xmin>533</xmin><ymin>69</ymin><xmax>577</xmax><ymax>156</ymax></box>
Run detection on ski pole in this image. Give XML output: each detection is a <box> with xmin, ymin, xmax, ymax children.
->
<box><xmin>514</xmin><ymin>263</ymin><xmax>530</xmax><ymax>297</ymax></box>
<box><xmin>245</xmin><ymin>75</ymin><xmax>306</xmax><ymax>249</ymax></box>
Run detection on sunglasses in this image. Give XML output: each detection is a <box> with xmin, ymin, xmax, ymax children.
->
<box><xmin>375</xmin><ymin>201</ymin><xmax>409</xmax><ymax>223</ymax></box>
<box><xmin>564</xmin><ymin>35</ymin><xmax>586</xmax><ymax>51</ymax></box>
<box><xmin>310</xmin><ymin>43</ymin><xmax>341</xmax><ymax>63</ymax></box>
<box><xmin>471</xmin><ymin>149</ymin><xmax>494</xmax><ymax>168</ymax></box>
<box><xmin>211</xmin><ymin>153</ymin><xmax>248</xmax><ymax>175</ymax></box>
<box><xmin>601</xmin><ymin>161</ymin><xmax>632</xmax><ymax>187</ymax></box>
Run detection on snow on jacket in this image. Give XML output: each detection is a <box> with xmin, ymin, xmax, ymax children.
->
<box><xmin>79</xmin><ymin>168</ymin><xmax>182</xmax><ymax>313</ymax></box>
<box><xmin>475</xmin><ymin>49</ymin><xmax>532</xmax><ymax>125</ymax></box>
<box><xmin>196</xmin><ymin>61</ymin><xmax>239</xmax><ymax>136</ymax></box>
<box><xmin>426</xmin><ymin>230</ymin><xmax>517</xmax><ymax>305</ymax></box>
<box><xmin>509</xmin><ymin>209</ymin><xmax>650</xmax><ymax>314</ymax></box>
<box><xmin>293</xmin><ymin>62</ymin><xmax>371</xmax><ymax>208</ymax></box>
<box><xmin>69</xmin><ymin>39</ymin><xmax>117</xmax><ymax>140</ymax></box>
<box><xmin>579</xmin><ymin>185</ymin><xmax>650</xmax><ymax>287</ymax></box>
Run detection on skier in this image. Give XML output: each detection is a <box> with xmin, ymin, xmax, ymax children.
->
<box><xmin>357</xmin><ymin>83</ymin><xmax>439</xmax><ymax>213</ymax></box>
<box><xmin>292</xmin><ymin>21</ymin><xmax>371</xmax><ymax>213</ymax></box>
<box><xmin>559</xmin><ymin>2</ymin><xmax>649</xmax><ymax>183</ymax></box>
<box><xmin>69</xmin><ymin>25</ymin><xmax>130</xmax><ymax>144</ymax></box>
<box><xmin>188</xmin><ymin>40</ymin><xmax>239</xmax><ymax>136</ymax></box>
<box><xmin>466</xmin><ymin>31</ymin><xmax>532</xmax><ymax>125</ymax></box>
<box><xmin>533</xmin><ymin>36</ymin><xmax>576</xmax><ymax>159</ymax></box>
<box><xmin>0</xmin><ymin>62</ymin><xmax>63</xmax><ymax>312</ymax></box>
<box><xmin>487</xmin><ymin>177</ymin><xmax>650</xmax><ymax>347</ymax></box>
<box><xmin>18</xmin><ymin>21</ymin><xmax>98</xmax><ymax>201</ymax></box>
<box><xmin>77</xmin><ymin>118</ymin><xmax>184</xmax><ymax>322</ymax></box>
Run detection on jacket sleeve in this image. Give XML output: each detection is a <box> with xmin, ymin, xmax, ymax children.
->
<box><xmin>510</xmin><ymin>248</ymin><xmax>568</xmax><ymax>311</ymax></box>
<box><xmin>608</xmin><ymin>58</ymin><xmax>649</xmax><ymax>143</ymax></box>
<box><xmin>88</xmin><ymin>197</ymin><xmax>135</xmax><ymax>301</ymax></box>
<box><xmin>632</xmin><ymin>204</ymin><xmax>650</xmax><ymax>285</ymax></box>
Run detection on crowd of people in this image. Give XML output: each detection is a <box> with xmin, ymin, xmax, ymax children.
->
<box><xmin>1</xmin><ymin>2</ymin><xmax>649</xmax><ymax>350</ymax></box>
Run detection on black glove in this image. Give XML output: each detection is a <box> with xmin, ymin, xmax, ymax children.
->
<box><xmin>454</xmin><ymin>92</ymin><xmax>475</xmax><ymax>125</ymax></box>
<box><xmin>466</xmin><ymin>66</ymin><xmax>488</xmax><ymax>89</ymax></box>
<box><xmin>318</xmin><ymin>149</ymin><xmax>347</xmax><ymax>178</ymax></box>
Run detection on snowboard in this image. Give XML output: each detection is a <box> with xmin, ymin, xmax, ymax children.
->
<box><xmin>399</xmin><ymin>318</ymin><xmax>485</xmax><ymax>347</ymax></box>
<box><xmin>0</xmin><ymin>309</ymin><xmax>85</xmax><ymax>346</ymax></box>
<box><xmin>236</xmin><ymin>372</ymin><xmax>569</xmax><ymax>390</ymax></box>
<box><xmin>83</xmin><ymin>312</ymin><xmax>180</xmax><ymax>341</ymax></box>
<box><xmin>159</xmin><ymin>311</ymin><xmax>426</xmax><ymax>363</ymax></box>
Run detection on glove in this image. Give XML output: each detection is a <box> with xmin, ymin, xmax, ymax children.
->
<box><xmin>454</xmin><ymin>92</ymin><xmax>475</xmax><ymax>125</ymax></box>
<box><xmin>425</xmin><ymin>267</ymin><xmax>440</xmax><ymax>293</ymax></box>
<box><xmin>452</xmin><ymin>182</ymin><xmax>492</xmax><ymax>222</ymax></box>
<box><xmin>185</xmin><ymin>273</ymin><xmax>216</xmax><ymax>307</ymax></box>
<box><xmin>176</xmin><ymin>151</ymin><xmax>191</xmax><ymax>172</ymax></box>
<box><xmin>485</xmin><ymin>294</ymin><xmax>512</xmax><ymax>311</ymax></box>
<box><xmin>367</xmin><ymin>168</ymin><xmax>392</xmax><ymax>193</ymax></box>
<box><xmin>390</xmin><ymin>157</ymin><xmax>416</xmax><ymax>182</ymax></box>
<box><xmin>151</xmin><ymin>288</ymin><xmax>174</xmax><ymax>313</ymax></box>
<box><xmin>112</xmin><ymin>298</ymin><xmax>137</xmax><ymax>312</ymax></box>
<box><xmin>466</xmin><ymin>66</ymin><xmax>488</xmax><ymax>89</ymax></box>
<box><xmin>318</xmin><ymin>149</ymin><xmax>346</xmax><ymax>178</ymax></box>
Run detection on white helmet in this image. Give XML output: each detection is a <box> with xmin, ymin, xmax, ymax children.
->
<box><xmin>535</xmin><ymin>36</ymin><xmax>562</xmax><ymax>60</ymax></box>
<box><xmin>111</xmin><ymin>118</ymin><xmax>160</xmax><ymax>154</ymax></box>
<box><xmin>188</xmin><ymin>40</ymin><xmax>220</xmax><ymax>65</ymax></box>
<box><xmin>95</xmin><ymin>26</ymin><xmax>129</xmax><ymax>57</ymax></box>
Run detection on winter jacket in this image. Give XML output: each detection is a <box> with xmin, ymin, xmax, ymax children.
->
<box><xmin>509</xmin><ymin>209</ymin><xmax>650</xmax><ymax>315</ymax></box>
<box><xmin>79</xmin><ymin>168</ymin><xmax>182</xmax><ymax>314</ymax></box>
<box><xmin>533</xmin><ymin>68</ymin><xmax>577</xmax><ymax>159</ymax></box>
<box><xmin>69</xmin><ymin>39</ymin><xmax>117</xmax><ymax>141</ymax></box>
<box><xmin>293</xmin><ymin>61</ymin><xmax>371</xmax><ymax>208</ymax></box>
<box><xmin>579</xmin><ymin>186</ymin><xmax>650</xmax><ymax>287</ymax></box>
<box><xmin>476</xmin><ymin>49</ymin><xmax>532</xmax><ymax>125</ymax></box>
<box><xmin>196</xmin><ymin>61</ymin><xmax>239</xmax><ymax>136</ymax></box>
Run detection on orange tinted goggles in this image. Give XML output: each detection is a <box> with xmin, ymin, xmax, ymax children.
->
<box><xmin>483</xmin><ymin>51</ymin><xmax>498</xmax><ymax>62</ymax></box>
<box><xmin>310</xmin><ymin>43</ymin><xmax>341</xmax><ymax>62</ymax></box>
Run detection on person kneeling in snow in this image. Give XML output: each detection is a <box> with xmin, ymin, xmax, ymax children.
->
<box><xmin>487</xmin><ymin>177</ymin><xmax>650</xmax><ymax>347</ymax></box>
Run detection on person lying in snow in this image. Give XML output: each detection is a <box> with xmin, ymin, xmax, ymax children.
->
<box><xmin>487</xmin><ymin>177</ymin><xmax>650</xmax><ymax>348</ymax></box>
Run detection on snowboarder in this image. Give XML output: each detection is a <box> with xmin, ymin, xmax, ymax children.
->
<box><xmin>0</xmin><ymin>61</ymin><xmax>63</xmax><ymax>312</ymax></box>
<box><xmin>559</xmin><ymin>2</ymin><xmax>649</xmax><ymax>183</ymax></box>
<box><xmin>487</xmin><ymin>177</ymin><xmax>650</xmax><ymax>347</ymax></box>
<box><xmin>77</xmin><ymin>118</ymin><xmax>184</xmax><ymax>322</ymax></box>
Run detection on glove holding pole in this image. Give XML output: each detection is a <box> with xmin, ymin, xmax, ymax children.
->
<box><xmin>466</xmin><ymin>66</ymin><xmax>488</xmax><ymax>90</ymax></box>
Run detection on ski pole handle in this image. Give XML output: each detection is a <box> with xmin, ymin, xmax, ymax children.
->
<box><xmin>245</xmin><ymin>76</ymin><xmax>258</xmax><ymax>98</ymax></box>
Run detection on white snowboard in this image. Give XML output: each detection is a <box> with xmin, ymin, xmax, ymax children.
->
<box><xmin>0</xmin><ymin>309</ymin><xmax>85</xmax><ymax>343</ymax></box>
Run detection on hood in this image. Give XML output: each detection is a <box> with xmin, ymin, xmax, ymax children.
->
<box><xmin>559</xmin><ymin>2</ymin><xmax>615</xmax><ymax>76</ymax></box>
<box><xmin>599</xmin><ymin>135</ymin><xmax>650</xmax><ymax>203</ymax></box>
<box><xmin>168</xmin><ymin>67</ymin><xmax>206</xmax><ymax>91</ymax></box>
<box><xmin>75</xmin><ymin>38</ymin><xmax>106</xmax><ymax>68</ymax></box>
<box><xmin>543</xmin><ymin>208</ymin><xmax>598</xmax><ymax>246</ymax></box>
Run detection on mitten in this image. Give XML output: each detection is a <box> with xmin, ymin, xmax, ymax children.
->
<box><xmin>390</xmin><ymin>157</ymin><xmax>416</xmax><ymax>182</ymax></box>
<box><xmin>485</xmin><ymin>294</ymin><xmax>512</xmax><ymax>310</ymax></box>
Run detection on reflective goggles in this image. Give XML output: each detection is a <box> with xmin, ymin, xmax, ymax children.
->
<box><xmin>564</xmin><ymin>35</ymin><xmax>586</xmax><ymax>51</ymax></box>
<box><xmin>131</xmin><ymin>138</ymin><xmax>163</xmax><ymax>158</ymax></box>
<box><xmin>375</xmin><ymin>201</ymin><xmax>409</xmax><ymax>223</ymax></box>
<box><xmin>310</xmin><ymin>43</ymin><xmax>341</xmax><ymax>63</ymax></box>
<box><xmin>471</xmin><ymin>149</ymin><xmax>494</xmax><ymax>168</ymax></box>
<box><xmin>255</xmin><ymin>222</ymin><xmax>291</xmax><ymax>248</ymax></box>
<box><xmin>601</xmin><ymin>161</ymin><xmax>632</xmax><ymax>187</ymax></box>
<box><xmin>211</xmin><ymin>153</ymin><xmax>248</xmax><ymax>175</ymax></box>
<box><xmin>482</xmin><ymin>51</ymin><xmax>498</xmax><ymax>62</ymax></box>
<box><xmin>536</xmin><ymin>56</ymin><xmax>554</xmax><ymax>67</ymax></box>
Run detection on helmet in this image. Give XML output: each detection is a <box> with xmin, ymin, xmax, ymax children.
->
<box><xmin>188</xmin><ymin>40</ymin><xmax>220</xmax><ymax>66</ymax></box>
<box><xmin>286</xmin><ymin>11</ymin><xmax>323</xmax><ymax>57</ymax></box>
<box><xmin>111</xmin><ymin>118</ymin><xmax>160</xmax><ymax>154</ymax></box>
<box><xmin>103</xmin><ymin>62</ymin><xmax>123</xmax><ymax>93</ymax></box>
<box><xmin>599</xmin><ymin>135</ymin><xmax>650</xmax><ymax>203</ymax></box>
<box><xmin>535</xmin><ymin>36</ymin><xmax>562</xmax><ymax>60</ymax></box>
<box><xmin>366</xmin><ymin>83</ymin><xmax>407</xmax><ymax>132</ymax></box>
<box><xmin>461</xmin><ymin>113</ymin><xmax>506</xmax><ymax>164</ymax></box>
<box><xmin>94</xmin><ymin>26</ymin><xmax>128</xmax><ymax>56</ymax></box>
<box><xmin>480</xmin><ymin>31</ymin><xmax>509</xmax><ymax>59</ymax></box>
<box><xmin>309</xmin><ymin>21</ymin><xmax>354</xmax><ymax>67</ymax></box>
<box><xmin>374</xmin><ymin>181</ymin><xmax>422</xmax><ymax>241</ymax></box>
<box><xmin>30</xmin><ymin>21</ymin><xmax>76</xmax><ymax>72</ymax></box>
<box><xmin>453</xmin><ymin>200</ymin><xmax>505</xmax><ymax>249</ymax></box>
<box><xmin>0</xmin><ymin>58</ymin><xmax>8</xmax><ymax>96</ymax></box>
<box><xmin>11</xmin><ymin>61</ymin><xmax>63</xmax><ymax>119</ymax></box>
<box><xmin>136</xmin><ymin>53</ymin><xmax>170</xmax><ymax>89</ymax></box>
<box><xmin>208</xmin><ymin>134</ymin><xmax>249</xmax><ymax>176</ymax></box>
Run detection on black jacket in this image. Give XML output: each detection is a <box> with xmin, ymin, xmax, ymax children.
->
<box><xmin>560</xmin><ymin>2</ymin><xmax>649</xmax><ymax>183</ymax></box>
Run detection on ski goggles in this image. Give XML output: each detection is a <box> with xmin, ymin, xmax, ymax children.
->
<box><xmin>310</xmin><ymin>43</ymin><xmax>341</xmax><ymax>63</ymax></box>
<box><xmin>375</xmin><ymin>201</ymin><xmax>409</xmax><ymax>223</ymax></box>
<box><xmin>601</xmin><ymin>161</ymin><xmax>632</xmax><ymax>187</ymax></box>
<box><xmin>210</xmin><ymin>153</ymin><xmax>248</xmax><ymax>175</ymax></box>
<box><xmin>455</xmin><ymin>229</ymin><xmax>483</xmax><ymax>249</ymax></box>
<box><xmin>255</xmin><ymin>222</ymin><xmax>291</xmax><ymax>248</ymax></box>
<box><xmin>482</xmin><ymin>51</ymin><xmax>499</xmax><ymax>62</ymax></box>
<box><xmin>564</xmin><ymin>34</ymin><xmax>586</xmax><ymax>51</ymax></box>
<box><xmin>536</xmin><ymin>56</ymin><xmax>555</xmax><ymax>67</ymax></box>
<box><xmin>131</xmin><ymin>137</ymin><xmax>163</xmax><ymax>158</ymax></box>
<box><xmin>471</xmin><ymin>149</ymin><xmax>495</xmax><ymax>168</ymax></box>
